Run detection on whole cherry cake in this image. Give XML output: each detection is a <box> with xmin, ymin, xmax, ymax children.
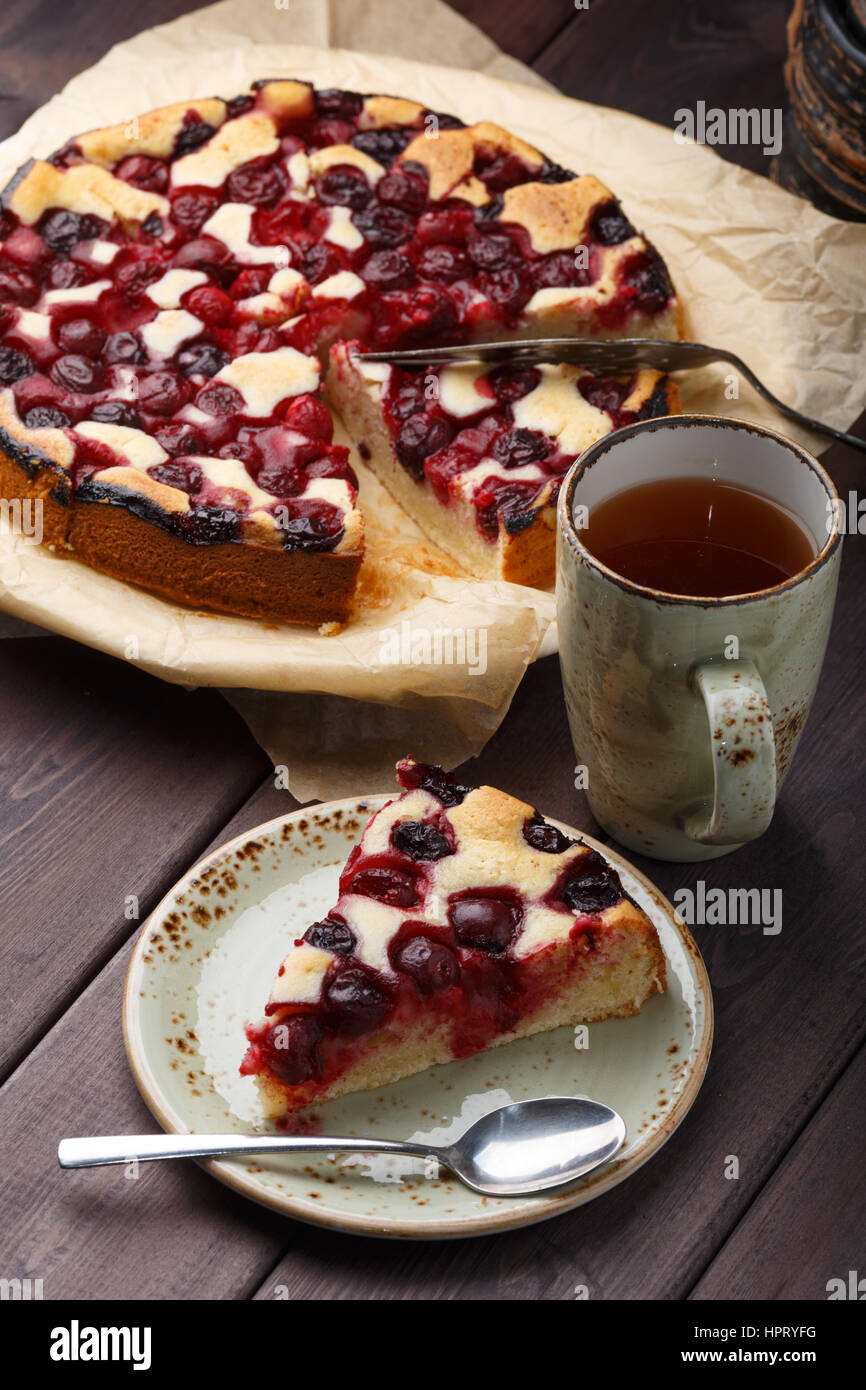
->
<box><xmin>241</xmin><ymin>758</ymin><xmax>666</xmax><ymax>1114</ymax></box>
<box><xmin>0</xmin><ymin>79</ymin><xmax>681</xmax><ymax>625</ymax></box>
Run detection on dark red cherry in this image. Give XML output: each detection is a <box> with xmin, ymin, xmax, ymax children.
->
<box><xmin>308</xmin><ymin>119</ymin><xmax>357</xmax><ymax>149</ymax></box>
<box><xmin>391</xmin><ymin>820</ymin><xmax>453</xmax><ymax>861</ymax></box>
<box><xmin>0</xmin><ymin>266</ymin><xmax>38</xmax><ymax>306</ymax></box>
<box><xmin>478</xmin><ymin>267</ymin><xmax>531</xmax><ymax>318</ymax></box>
<box><xmin>351</xmin><ymin>128</ymin><xmax>413</xmax><ymax>165</ymax></box>
<box><xmin>0</xmin><ymin>346</ymin><xmax>34</xmax><ymax>384</ymax></box>
<box><xmin>323</xmin><ymin>965</ymin><xmax>391</xmax><ymax>1036</ymax></box>
<box><xmin>1</xmin><ymin>225</ymin><xmax>50</xmax><ymax>272</ymax></box>
<box><xmin>534</xmin><ymin>251</ymin><xmax>591</xmax><ymax>290</ymax></box>
<box><xmin>395</xmin><ymin>759</ymin><xmax>472</xmax><ymax>808</ymax></box>
<box><xmin>523</xmin><ymin>815</ymin><xmax>575</xmax><ymax>854</ymax></box>
<box><xmin>174</xmin><ymin>121</ymin><xmax>216</xmax><ymax>157</ymax></box>
<box><xmin>56</xmin><ymin>318</ymin><xmax>106</xmax><ymax>356</ymax></box>
<box><xmin>560</xmin><ymin>850</ymin><xmax>622</xmax><ymax>914</ymax></box>
<box><xmin>487</xmin><ymin>364</ymin><xmax>540</xmax><ymax>404</ymax></box>
<box><xmin>89</xmin><ymin>400</ymin><xmax>142</xmax><ymax>428</ymax></box>
<box><xmin>195</xmin><ymin>382</ymin><xmax>243</xmax><ymax>417</ymax></box>
<box><xmin>226</xmin><ymin>94</ymin><xmax>255</xmax><ymax>119</ymax></box>
<box><xmin>315</xmin><ymin>88</ymin><xmax>363</xmax><ymax>121</ymax></box>
<box><xmin>153</xmin><ymin>422</ymin><xmax>204</xmax><ymax>455</ymax></box>
<box><xmin>229</xmin><ymin>266</ymin><xmax>270</xmax><ymax>300</ymax></box>
<box><xmin>449</xmin><ymin>893</ymin><xmax>522</xmax><ymax>954</ymax></box>
<box><xmin>393</xmin><ymin>936</ymin><xmax>459</xmax><ymax>994</ymax></box>
<box><xmin>276</xmin><ymin>498</ymin><xmax>345</xmax><ymax>551</ymax></box>
<box><xmin>138</xmin><ymin>371</ymin><xmax>190</xmax><ymax>416</ymax></box>
<box><xmin>581</xmin><ymin>378</ymin><xmax>629</xmax><ymax>416</ymax></box>
<box><xmin>226</xmin><ymin>159</ymin><xmax>287</xmax><ymax>207</ymax></box>
<box><xmin>265</xmin><ymin>1015</ymin><xmax>322</xmax><ymax>1085</ymax></box>
<box><xmin>114</xmin><ymin>155</ymin><xmax>169</xmax><ymax>194</ymax></box>
<box><xmin>114</xmin><ymin>255</ymin><xmax>163</xmax><ymax>299</ymax></box>
<box><xmin>492</xmin><ymin>427</ymin><xmax>550</xmax><ymax>468</ymax></box>
<box><xmin>50</xmin><ymin>354</ymin><xmax>104</xmax><ymax>394</ymax></box>
<box><xmin>348</xmin><ymin>866</ymin><xmax>420</xmax><ymax>909</ymax></box>
<box><xmin>46</xmin><ymin>259</ymin><xmax>92</xmax><ymax>290</ymax></box>
<box><xmin>416</xmin><ymin>243</ymin><xmax>471</xmax><ymax>282</ymax></box>
<box><xmin>171</xmin><ymin>236</ymin><xmax>230</xmax><ymax>275</ymax></box>
<box><xmin>395</xmin><ymin>413</ymin><xmax>454</xmax><ymax>479</ymax></box>
<box><xmin>353</xmin><ymin>205</ymin><xmax>413</xmax><ymax>247</ymax></box>
<box><xmin>23</xmin><ymin>405</ymin><xmax>69</xmax><ymax>429</ymax></box>
<box><xmin>302</xmin><ymin>244</ymin><xmax>340</xmax><ymax>285</ymax></box>
<box><xmin>185</xmin><ymin>285</ymin><xmax>233</xmax><ymax>325</ymax></box>
<box><xmin>361</xmin><ymin>250</ymin><xmax>415</xmax><ymax>290</ymax></box>
<box><xmin>303</xmin><ymin>917</ymin><xmax>356</xmax><ymax>955</ymax></box>
<box><xmin>385</xmin><ymin>376</ymin><xmax>428</xmax><ymax>423</ymax></box>
<box><xmin>475</xmin><ymin>151</ymin><xmax>533</xmax><ymax>192</ymax></box>
<box><xmin>170</xmin><ymin>190</ymin><xmax>220</xmax><ymax>234</ymax></box>
<box><xmin>281</xmin><ymin>393</ymin><xmax>333</xmax><ymax>441</ymax></box>
<box><xmin>416</xmin><ymin>207</ymin><xmax>473</xmax><ymax>245</ymax></box>
<box><xmin>380</xmin><ymin>283</ymin><xmax>457</xmax><ymax>345</ymax></box>
<box><xmin>622</xmin><ymin>251</ymin><xmax>672</xmax><ymax>316</ymax></box>
<box><xmin>317</xmin><ymin>166</ymin><xmax>371</xmax><ymax>210</ymax></box>
<box><xmin>475</xmin><ymin>478</ymin><xmax>540</xmax><ymax>541</ymax></box>
<box><xmin>177</xmin><ymin>340</ymin><xmax>228</xmax><ymax>378</ymax></box>
<box><xmin>103</xmin><ymin>331</ymin><xmax>145</xmax><ymax>365</ymax></box>
<box><xmin>40</xmin><ymin>209</ymin><xmax>103</xmax><ymax>255</ymax></box>
<box><xmin>376</xmin><ymin>169</ymin><xmax>427</xmax><ymax>214</ymax></box>
<box><xmin>148</xmin><ymin>460</ymin><xmax>203</xmax><ymax>494</ymax></box>
<box><xmin>590</xmin><ymin>199</ymin><xmax>635</xmax><ymax>246</ymax></box>
<box><xmin>466</xmin><ymin>229</ymin><xmax>519</xmax><ymax>271</ymax></box>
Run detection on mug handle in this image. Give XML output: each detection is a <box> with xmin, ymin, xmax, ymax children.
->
<box><xmin>682</xmin><ymin>659</ymin><xmax>777</xmax><ymax>846</ymax></box>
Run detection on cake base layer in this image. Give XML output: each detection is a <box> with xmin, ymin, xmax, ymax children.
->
<box><xmin>0</xmin><ymin>441</ymin><xmax>362</xmax><ymax>627</ymax></box>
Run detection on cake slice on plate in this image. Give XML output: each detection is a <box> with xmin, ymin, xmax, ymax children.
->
<box><xmin>241</xmin><ymin>758</ymin><xmax>666</xmax><ymax>1115</ymax></box>
<box><xmin>329</xmin><ymin>345</ymin><xmax>679</xmax><ymax>586</ymax></box>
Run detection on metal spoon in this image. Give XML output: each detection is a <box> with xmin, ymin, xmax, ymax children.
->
<box><xmin>58</xmin><ymin>1096</ymin><xmax>626</xmax><ymax>1197</ymax></box>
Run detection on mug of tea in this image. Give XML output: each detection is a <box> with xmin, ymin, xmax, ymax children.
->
<box><xmin>556</xmin><ymin>415</ymin><xmax>843</xmax><ymax>862</ymax></box>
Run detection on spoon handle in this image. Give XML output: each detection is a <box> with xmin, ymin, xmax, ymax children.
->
<box><xmin>58</xmin><ymin>1133</ymin><xmax>439</xmax><ymax>1169</ymax></box>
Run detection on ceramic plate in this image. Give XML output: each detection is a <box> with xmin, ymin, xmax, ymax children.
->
<box><xmin>123</xmin><ymin>797</ymin><xmax>712</xmax><ymax>1239</ymax></box>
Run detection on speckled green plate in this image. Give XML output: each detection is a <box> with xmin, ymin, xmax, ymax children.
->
<box><xmin>123</xmin><ymin>796</ymin><xmax>712</xmax><ymax>1239</ymax></box>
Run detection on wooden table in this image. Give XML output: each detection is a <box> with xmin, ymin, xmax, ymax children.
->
<box><xmin>1</xmin><ymin>0</ymin><xmax>863</xmax><ymax>1301</ymax></box>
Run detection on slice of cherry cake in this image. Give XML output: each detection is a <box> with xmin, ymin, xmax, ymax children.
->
<box><xmin>241</xmin><ymin>758</ymin><xmax>666</xmax><ymax>1114</ymax></box>
<box><xmin>0</xmin><ymin>79</ymin><xmax>681</xmax><ymax>623</ymax></box>
<box><xmin>330</xmin><ymin>345</ymin><xmax>679</xmax><ymax>586</ymax></box>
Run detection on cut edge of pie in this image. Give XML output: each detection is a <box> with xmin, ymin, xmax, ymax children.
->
<box><xmin>241</xmin><ymin>757</ymin><xmax>667</xmax><ymax>1117</ymax></box>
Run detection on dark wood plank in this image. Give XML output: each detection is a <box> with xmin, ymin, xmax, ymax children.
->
<box><xmin>446</xmin><ymin>0</ymin><xmax>572</xmax><ymax>65</ymax></box>
<box><xmin>0</xmin><ymin>0</ymin><xmax>194</xmax><ymax>141</ymax></box>
<box><xmin>534</xmin><ymin>0</ymin><xmax>791</xmax><ymax>176</ymax></box>
<box><xmin>0</xmin><ymin>636</ymin><xmax>268</xmax><ymax>1077</ymax></box>
<box><xmin>690</xmin><ymin>1043</ymin><xmax>866</xmax><ymax>1300</ymax></box>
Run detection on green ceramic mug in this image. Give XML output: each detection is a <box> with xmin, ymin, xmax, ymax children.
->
<box><xmin>556</xmin><ymin>415</ymin><xmax>843</xmax><ymax>862</ymax></box>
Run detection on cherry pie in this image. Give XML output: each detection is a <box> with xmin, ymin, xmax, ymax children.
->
<box><xmin>241</xmin><ymin>758</ymin><xmax>666</xmax><ymax>1114</ymax></box>
<box><xmin>330</xmin><ymin>345</ymin><xmax>679</xmax><ymax>585</ymax></box>
<box><xmin>0</xmin><ymin>80</ymin><xmax>681</xmax><ymax>624</ymax></box>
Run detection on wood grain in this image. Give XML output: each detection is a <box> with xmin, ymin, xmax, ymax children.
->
<box><xmin>534</xmin><ymin>0</ymin><xmax>791</xmax><ymax>176</ymax></box>
<box><xmin>0</xmin><ymin>636</ymin><xmax>268</xmax><ymax>1078</ymax></box>
<box><xmin>690</xmin><ymin>1044</ymin><xmax>866</xmax><ymax>1300</ymax></box>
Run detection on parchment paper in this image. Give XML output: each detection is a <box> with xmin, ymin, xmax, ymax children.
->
<box><xmin>1</xmin><ymin>0</ymin><xmax>865</xmax><ymax>798</ymax></box>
